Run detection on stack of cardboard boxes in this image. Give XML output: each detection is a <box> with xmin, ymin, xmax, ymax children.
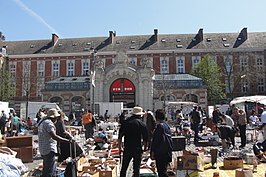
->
<box><xmin>175</xmin><ymin>150</ymin><xmax>205</xmax><ymax>176</ymax></box>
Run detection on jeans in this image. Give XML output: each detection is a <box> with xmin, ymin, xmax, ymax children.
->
<box><xmin>192</xmin><ymin>123</ymin><xmax>200</xmax><ymax>142</ymax></box>
<box><xmin>120</xmin><ymin>149</ymin><xmax>142</xmax><ymax>177</ymax></box>
<box><xmin>155</xmin><ymin>154</ymin><xmax>170</xmax><ymax>177</ymax></box>
<box><xmin>239</xmin><ymin>124</ymin><xmax>246</xmax><ymax>147</ymax></box>
<box><xmin>41</xmin><ymin>151</ymin><xmax>56</xmax><ymax>177</ymax></box>
<box><xmin>84</xmin><ymin>123</ymin><xmax>94</xmax><ymax>139</ymax></box>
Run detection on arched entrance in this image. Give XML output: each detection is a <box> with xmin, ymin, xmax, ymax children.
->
<box><xmin>50</xmin><ymin>96</ymin><xmax>63</xmax><ymax>108</ymax></box>
<box><xmin>110</xmin><ymin>78</ymin><xmax>135</xmax><ymax>108</ymax></box>
<box><xmin>184</xmin><ymin>94</ymin><xmax>198</xmax><ymax>103</ymax></box>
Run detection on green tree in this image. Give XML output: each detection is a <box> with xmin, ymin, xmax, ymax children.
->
<box><xmin>0</xmin><ymin>57</ymin><xmax>15</xmax><ymax>101</ymax></box>
<box><xmin>191</xmin><ymin>55</ymin><xmax>225</xmax><ymax>102</ymax></box>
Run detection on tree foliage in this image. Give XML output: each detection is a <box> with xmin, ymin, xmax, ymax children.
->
<box><xmin>0</xmin><ymin>57</ymin><xmax>15</xmax><ymax>101</ymax></box>
<box><xmin>191</xmin><ymin>55</ymin><xmax>225</xmax><ymax>102</ymax></box>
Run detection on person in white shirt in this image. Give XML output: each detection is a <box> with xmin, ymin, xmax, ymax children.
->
<box><xmin>221</xmin><ymin>114</ymin><xmax>234</xmax><ymax>128</ymax></box>
<box><xmin>249</xmin><ymin>110</ymin><xmax>259</xmax><ymax>125</ymax></box>
<box><xmin>258</xmin><ymin>108</ymin><xmax>266</xmax><ymax>140</ymax></box>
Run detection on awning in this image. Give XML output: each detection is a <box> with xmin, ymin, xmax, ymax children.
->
<box><xmin>230</xmin><ymin>95</ymin><xmax>266</xmax><ymax>106</ymax></box>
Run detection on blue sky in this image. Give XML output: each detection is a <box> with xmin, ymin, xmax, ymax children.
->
<box><xmin>2</xmin><ymin>0</ymin><xmax>266</xmax><ymax>41</ymax></box>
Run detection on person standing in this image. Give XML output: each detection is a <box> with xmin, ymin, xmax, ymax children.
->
<box><xmin>145</xmin><ymin>110</ymin><xmax>156</xmax><ymax>150</ymax></box>
<box><xmin>258</xmin><ymin>107</ymin><xmax>266</xmax><ymax>141</ymax></box>
<box><xmin>82</xmin><ymin>110</ymin><xmax>96</xmax><ymax>140</ymax></box>
<box><xmin>12</xmin><ymin>113</ymin><xmax>20</xmax><ymax>135</ymax></box>
<box><xmin>119</xmin><ymin>110</ymin><xmax>128</xmax><ymax>125</ymax></box>
<box><xmin>38</xmin><ymin>108</ymin><xmax>73</xmax><ymax>177</ymax></box>
<box><xmin>55</xmin><ymin>111</ymin><xmax>84</xmax><ymax>163</ymax></box>
<box><xmin>118</xmin><ymin>106</ymin><xmax>148</xmax><ymax>177</ymax></box>
<box><xmin>55</xmin><ymin>111</ymin><xmax>74</xmax><ymax>162</ymax></box>
<box><xmin>238</xmin><ymin>109</ymin><xmax>247</xmax><ymax>148</ymax></box>
<box><xmin>150</xmin><ymin>109</ymin><xmax>173</xmax><ymax>177</ymax></box>
<box><xmin>0</xmin><ymin>110</ymin><xmax>7</xmax><ymax>135</ymax></box>
<box><xmin>190</xmin><ymin>106</ymin><xmax>201</xmax><ymax>144</ymax></box>
<box><xmin>212</xmin><ymin>107</ymin><xmax>221</xmax><ymax>125</ymax></box>
<box><xmin>104</xmin><ymin>110</ymin><xmax>110</xmax><ymax>122</ymax></box>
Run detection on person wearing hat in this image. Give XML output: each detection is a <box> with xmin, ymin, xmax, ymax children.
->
<box><xmin>118</xmin><ymin>106</ymin><xmax>148</xmax><ymax>177</ymax></box>
<box><xmin>38</xmin><ymin>108</ymin><xmax>74</xmax><ymax>177</ymax></box>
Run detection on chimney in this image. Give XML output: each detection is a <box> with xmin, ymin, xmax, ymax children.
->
<box><xmin>240</xmin><ymin>27</ymin><xmax>248</xmax><ymax>40</ymax></box>
<box><xmin>154</xmin><ymin>29</ymin><xmax>158</xmax><ymax>42</ymax></box>
<box><xmin>52</xmin><ymin>33</ymin><xmax>59</xmax><ymax>46</ymax></box>
<box><xmin>197</xmin><ymin>28</ymin><xmax>203</xmax><ymax>41</ymax></box>
<box><xmin>109</xmin><ymin>31</ymin><xmax>115</xmax><ymax>44</ymax></box>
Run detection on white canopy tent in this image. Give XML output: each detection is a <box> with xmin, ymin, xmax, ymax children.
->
<box><xmin>230</xmin><ymin>95</ymin><xmax>266</xmax><ymax>106</ymax></box>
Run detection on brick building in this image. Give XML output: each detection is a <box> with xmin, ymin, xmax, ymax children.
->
<box><xmin>2</xmin><ymin>28</ymin><xmax>266</xmax><ymax>117</ymax></box>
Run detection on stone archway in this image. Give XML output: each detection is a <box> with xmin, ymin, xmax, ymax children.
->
<box><xmin>184</xmin><ymin>94</ymin><xmax>198</xmax><ymax>103</ymax></box>
<box><xmin>50</xmin><ymin>96</ymin><xmax>63</xmax><ymax>109</ymax></box>
<box><xmin>110</xmin><ymin>78</ymin><xmax>135</xmax><ymax>108</ymax></box>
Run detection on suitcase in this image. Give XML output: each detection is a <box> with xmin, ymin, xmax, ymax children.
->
<box><xmin>64</xmin><ymin>142</ymin><xmax>78</xmax><ymax>177</ymax></box>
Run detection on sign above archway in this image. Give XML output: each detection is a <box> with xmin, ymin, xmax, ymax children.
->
<box><xmin>110</xmin><ymin>78</ymin><xmax>135</xmax><ymax>93</ymax></box>
<box><xmin>110</xmin><ymin>78</ymin><xmax>135</xmax><ymax>107</ymax></box>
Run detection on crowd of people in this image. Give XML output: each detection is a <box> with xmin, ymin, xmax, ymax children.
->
<box><xmin>2</xmin><ymin>103</ymin><xmax>266</xmax><ymax>177</ymax></box>
<box><xmin>0</xmin><ymin>110</ymin><xmax>32</xmax><ymax>137</ymax></box>
<box><xmin>34</xmin><ymin>106</ymin><xmax>173</xmax><ymax>177</ymax></box>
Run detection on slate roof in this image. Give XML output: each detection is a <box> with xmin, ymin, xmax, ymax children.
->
<box><xmin>45</xmin><ymin>76</ymin><xmax>90</xmax><ymax>83</ymax></box>
<box><xmin>2</xmin><ymin>29</ymin><xmax>266</xmax><ymax>55</ymax></box>
<box><xmin>154</xmin><ymin>74</ymin><xmax>202</xmax><ymax>81</ymax></box>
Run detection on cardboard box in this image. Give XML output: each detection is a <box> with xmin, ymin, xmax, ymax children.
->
<box><xmin>99</xmin><ymin>165</ymin><xmax>117</xmax><ymax>177</ymax></box>
<box><xmin>88</xmin><ymin>157</ymin><xmax>106</xmax><ymax>165</ymax></box>
<box><xmin>176</xmin><ymin>153</ymin><xmax>204</xmax><ymax>171</ymax></box>
<box><xmin>176</xmin><ymin>170</ymin><xmax>199</xmax><ymax>177</ymax></box>
<box><xmin>223</xmin><ymin>157</ymin><xmax>243</xmax><ymax>170</ymax></box>
<box><xmin>235</xmin><ymin>168</ymin><xmax>253</xmax><ymax>177</ymax></box>
<box><xmin>93</xmin><ymin>150</ymin><xmax>109</xmax><ymax>158</ymax></box>
<box><xmin>77</xmin><ymin>157</ymin><xmax>88</xmax><ymax>171</ymax></box>
<box><xmin>78</xmin><ymin>170</ymin><xmax>99</xmax><ymax>177</ymax></box>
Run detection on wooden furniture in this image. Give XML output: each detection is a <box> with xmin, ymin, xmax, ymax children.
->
<box><xmin>5</xmin><ymin>136</ymin><xmax>33</xmax><ymax>162</ymax></box>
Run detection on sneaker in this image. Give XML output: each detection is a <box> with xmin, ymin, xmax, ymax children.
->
<box><xmin>212</xmin><ymin>163</ymin><xmax>217</xmax><ymax>169</ymax></box>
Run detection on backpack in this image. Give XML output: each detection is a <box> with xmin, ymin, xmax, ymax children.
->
<box><xmin>157</xmin><ymin>123</ymin><xmax>173</xmax><ymax>152</ymax></box>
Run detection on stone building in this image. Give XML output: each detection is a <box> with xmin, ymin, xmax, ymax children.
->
<box><xmin>2</xmin><ymin>28</ymin><xmax>266</xmax><ymax>117</ymax></box>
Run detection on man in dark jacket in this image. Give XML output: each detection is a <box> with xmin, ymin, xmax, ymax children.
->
<box><xmin>118</xmin><ymin>106</ymin><xmax>148</xmax><ymax>177</ymax></box>
<box><xmin>190</xmin><ymin>106</ymin><xmax>201</xmax><ymax>143</ymax></box>
<box><xmin>151</xmin><ymin>109</ymin><xmax>173</xmax><ymax>177</ymax></box>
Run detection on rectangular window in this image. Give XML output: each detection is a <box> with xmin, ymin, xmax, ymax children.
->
<box><xmin>9</xmin><ymin>63</ymin><xmax>16</xmax><ymax>78</ymax></box>
<box><xmin>256</xmin><ymin>55</ymin><xmax>264</xmax><ymax>72</ymax></box>
<box><xmin>258</xmin><ymin>78</ymin><xmax>265</xmax><ymax>92</ymax></box>
<box><xmin>22</xmin><ymin>61</ymin><xmax>31</xmax><ymax>96</ymax></box>
<box><xmin>242</xmin><ymin>80</ymin><xmax>248</xmax><ymax>93</ymax></box>
<box><xmin>38</xmin><ymin>62</ymin><xmax>44</xmax><ymax>77</ymax></box>
<box><xmin>128</xmin><ymin>57</ymin><xmax>137</xmax><ymax>65</ymax></box>
<box><xmin>53</xmin><ymin>62</ymin><xmax>59</xmax><ymax>77</ymax></box>
<box><xmin>160</xmin><ymin>57</ymin><xmax>169</xmax><ymax>74</ymax></box>
<box><xmin>67</xmin><ymin>61</ymin><xmax>74</xmax><ymax>76</ymax></box>
<box><xmin>239</xmin><ymin>55</ymin><xmax>248</xmax><ymax>72</ymax></box>
<box><xmin>192</xmin><ymin>56</ymin><xmax>201</xmax><ymax>67</ymax></box>
<box><xmin>224</xmin><ymin>55</ymin><xmax>233</xmax><ymax>73</ymax></box>
<box><xmin>82</xmin><ymin>61</ymin><xmax>90</xmax><ymax>76</ymax></box>
<box><xmin>176</xmin><ymin>56</ymin><xmax>185</xmax><ymax>73</ymax></box>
